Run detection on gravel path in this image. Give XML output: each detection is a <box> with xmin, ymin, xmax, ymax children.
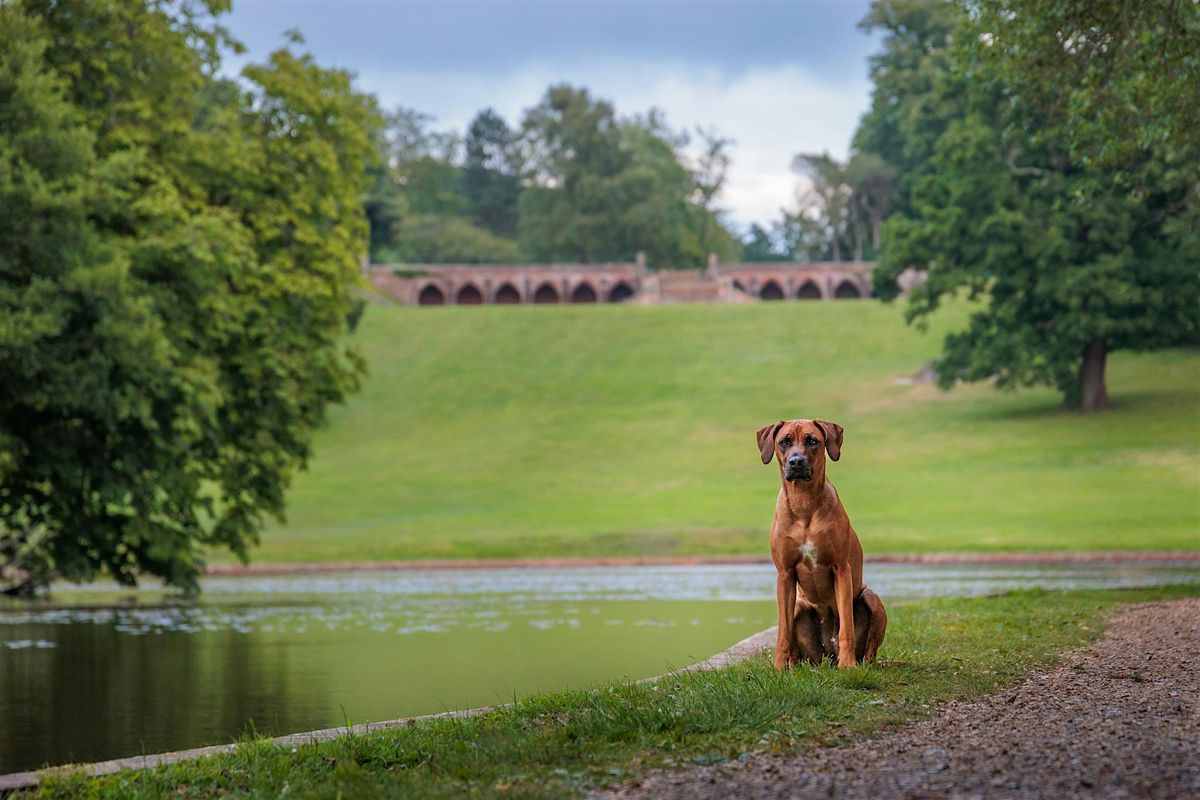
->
<box><xmin>594</xmin><ymin>599</ymin><xmax>1200</xmax><ymax>800</ymax></box>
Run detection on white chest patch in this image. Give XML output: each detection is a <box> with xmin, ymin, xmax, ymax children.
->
<box><xmin>799</xmin><ymin>541</ymin><xmax>819</xmax><ymax>568</ymax></box>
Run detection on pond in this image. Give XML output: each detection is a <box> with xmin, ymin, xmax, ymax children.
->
<box><xmin>2</xmin><ymin>560</ymin><xmax>1197</xmax><ymax>775</ymax></box>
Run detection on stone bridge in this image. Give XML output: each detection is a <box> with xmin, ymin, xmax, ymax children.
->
<box><xmin>365</xmin><ymin>256</ymin><xmax>903</xmax><ymax>306</ymax></box>
<box><xmin>367</xmin><ymin>260</ymin><xmax>645</xmax><ymax>306</ymax></box>
<box><xmin>716</xmin><ymin>259</ymin><xmax>874</xmax><ymax>301</ymax></box>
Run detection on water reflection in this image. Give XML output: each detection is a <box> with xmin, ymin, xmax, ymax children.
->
<box><xmin>1</xmin><ymin>560</ymin><xmax>1196</xmax><ymax>774</ymax></box>
<box><xmin>0</xmin><ymin>596</ymin><xmax>771</xmax><ymax>774</ymax></box>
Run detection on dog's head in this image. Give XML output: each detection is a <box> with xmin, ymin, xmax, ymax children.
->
<box><xmin>755</xmin><ymin>419</ymin><xmax>843</xmax><ymax>483</ymax></box>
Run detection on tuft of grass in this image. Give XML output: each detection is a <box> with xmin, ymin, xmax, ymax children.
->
<box><xmin>26</xmin><ymin>584</ymin><xmax>1200</xmax><ymax>799</ymax></box>
<box><xmin>234</xmin><ymin>303</ymin><xmax>1199</xmax><ymax>563</ymax></box>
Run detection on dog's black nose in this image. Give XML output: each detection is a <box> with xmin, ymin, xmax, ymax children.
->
<box><xmin>786</xmin><ymin>454</ymin><xmax>806</xmax><ymax>470</ymax></box>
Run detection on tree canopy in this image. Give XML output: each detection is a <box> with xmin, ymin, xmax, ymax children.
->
<box><xmin>863</xmin><ymin>0</ymin><xmax>1200</xmax><ymax>411</ymax></box>
<box><xmin>367</xmin><ymin>85</ymin><xmax>741</xmax><ymax>267</ymax></box>
<box><xmin>0</xmin><ymin>0</ymin><xmax>379</xmax><ymax>593</ymax></box>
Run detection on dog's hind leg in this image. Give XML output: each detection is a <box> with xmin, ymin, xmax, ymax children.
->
<box><xmin>792</xmin><ymin>597</ymin><xmax>828</xmax><ymax>665</ymax></box>
<box><xmin>854</xmin><ymin>587</ymin><xmax>887</xmax><ymax>664</ymax></box>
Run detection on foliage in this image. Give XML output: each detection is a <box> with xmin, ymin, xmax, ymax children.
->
<box><xmin>853</xmin><ymin>0</ymin><xmax>963</xmax><ymax>218</ymax></box>
<box><xmin>757</xmin><ymin>150</ymin><xmax>895</xmax><ymax>264</ymax></box>
<box><xmin>463</xmin><ymin>108</ymin><xmax>521</xmax><ymax>237</ymax></box>
<box><xmin>517</xmin><ymin>86</ymin><xmax>739</xmax><ymax>266</ymax></box>
<box><xmin>972</xmin><ymin>0</ymin><xmax>1200</xmax><ymax>174</ymax></box>
<box><xmin>29</xmin><ymin>586</ymin><xmax>1200</xmax><ymax>798</ymax></box>
<box><xmin>792</xmin><ymin>152</ymin><xmax>855</xmax><ymax>261</ymax></box>
<box><xmin>368</xmin><ymin>89</ymin><xmax>739</xmax><ymax>268</ymax></box>
<box><xmin>0</xmin><ymin>0</ymin><xmax>378</xmax><ymax>592</ymax></box>
<box><xmin>690</xmin><ymin>126</ymin><xmax>736</xmax><ymax>257</ymax></box>
<box><xmin>864</xmin><ymin>0</ymin><xmax>1200</xmax><ymax>410</ymax></box>
<box><xmin>376</xmin><ymin>214</ymin><xmax>521</xmax><ymax>264</ymax></box>
<box><xmin>741</xmin><ymin>223</ymin><xmax>788</xmax><ymax>262</ymax></box>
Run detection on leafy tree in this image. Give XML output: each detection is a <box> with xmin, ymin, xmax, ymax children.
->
<box><xmin>870</xmin><ymin>0</ymin><xmax>1199</xmax><ymax>411</ymax></box>
<box><xmin>518</xmin><ymin>85</ymin><xmax>738</xmax><ymax>266</ymax></box>
<box><xmin>613</xmin><ymin>115</ymin><xmax>741</xmax><ymax>268</ymax></box>
<box><xmin>789</xmin><ymin>151</ymin><xmax>897</xmax><ymax>262</ymax></box>
<box><xmin>377</xmin><ymin>215</ymin><xmax>520</xmax><ymax>264</ymax></box>
<box><xmin>366</xmin><ymin>106</ymin><xmax>520</xmax><ymax>263</ymax></box>
<box><xmin>690</xmin><ymin>126</ymin><xmax>735</xmax><ymax>257</ymax></box>
<box><xmin>971</xmin><ymin>0</ymin><xmax>1200</xmax><ymax>175</ymax></box>
<box><xmin>777</xmin><ymin>210</ymin><xmax>837</xmax><ymax>262</ymax></box>
<box><xmin>463</xmin><ymin>108</ymin><xmax>521</xmax><ymax>237</ymax></box>
<box><xmin>517</xmin><ymin>85</ymin><xmax>628</xmax><ymax>263</ymax></box>
<box><xmin>791</xmin><ymin>152</ymin><xmax>853</xmax><ymax>261</ymax></box>
<box><xmin>0</xmin><ymin>0</ymin><xmax>378</xmax><ymax>593</ymax></box>
<box><xmin>844</xmin><ymin>152</ymin><xmax>897</xmax><ymax>259</ymax></box>
<box><xmin>742</xmin><ymin>223</ymin><xmax>788</xmax><ymax>262</ymax></box>
<box><xmin>853</xmin><ymin>0</ymin><xmax>964</xmax><ymax>218</ymax></box>
<box><xmin>377</xmin><ymin>110</ymin><xmax>468</xmax><ymax>219</ymax></box>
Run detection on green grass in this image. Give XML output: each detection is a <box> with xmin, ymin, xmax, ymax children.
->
<box><xmin>28</xmin><ymin>585</ymin><xmax>1200</xmax><ymax>799</ymax></box>
<box><xmin>242</xmin><ymin>302</ymin><xmax>1199</xmax><ymax>562</ymax></box>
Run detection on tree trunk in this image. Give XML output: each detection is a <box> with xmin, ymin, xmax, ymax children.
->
<box><xmin>1078</xmin><ymin>337</ymin><xmax>1109</xmax><ymax>412</ymax></box>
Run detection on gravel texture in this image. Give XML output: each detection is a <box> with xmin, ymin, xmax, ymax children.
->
<box><xmin>593</xmin><ymin>599</ymin><xmax>1200</xmax><ymax>800</ymax></box>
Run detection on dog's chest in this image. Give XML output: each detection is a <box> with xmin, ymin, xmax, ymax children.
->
<box><xmin>798</xmin><ymin>540</ymin><xmax>820</xmax><ymax>569</ymax></box>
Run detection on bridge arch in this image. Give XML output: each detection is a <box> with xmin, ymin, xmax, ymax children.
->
<box><xmin>495</xmin><ymin>283</ymin><xmax>521</xmax><ymax>304</ymax></box>
<box><xmin>570</xmin><ymin>283</ymin><xmax>598</xmax><ymax>303</ymax></box>
<box><xmin>418</xmin><ymin>284</ymin><xmax>446</xmax><ymax>306</ymax></box>
<box><xmin>797</xmin><ymin>280</ymin><xmax>822</xmax><ymax>300</ymax></box>
<box><xmin>456</xmin><ymin>284</ymin><xmax>483</xmax><ymax>305</ymax></box>
<box><xmin>609</xmin><ymin>282</ymin><xmax>634</xmax><ymax>303</ymax></box>
<box><xmin>533</xmin><ymin>283</ymin><xmax>561</xmax><ymax>304</ymax></box>
<box><xmin>760</xmin><ymin>280</ymin><xmax>785</xmax><ymax>301</ymax></box>
<box><xmin>834</xmin><ymin>280</ymin><xmax>862</xmax><ymax>299</ymax></box>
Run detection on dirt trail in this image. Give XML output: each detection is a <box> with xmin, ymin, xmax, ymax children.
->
<box><xmin>593</xmin><ymin>599</ymin><xmax>1200</xmax><ymax>800</ymax></box>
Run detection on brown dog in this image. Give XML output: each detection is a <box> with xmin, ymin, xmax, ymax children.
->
<box><xmin>757</xmin><ymin>419</ymin><xmax>887</xmax><ymax>669</ymax></box>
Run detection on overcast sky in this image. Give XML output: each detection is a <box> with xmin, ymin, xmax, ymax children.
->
<box><xmin>222</xmin><ymin>1</ymin><xmax>879</xmax><ymax>231</ymax></box>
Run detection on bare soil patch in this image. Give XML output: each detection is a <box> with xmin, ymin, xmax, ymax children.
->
<box><xmin>594</xmin><ymin>599</ymin><xmax>1200</xmax><ymax>800</ymax></box>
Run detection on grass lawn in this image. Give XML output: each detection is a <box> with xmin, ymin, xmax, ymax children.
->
<box><xmin>239</xmin><ymin>301</ymin><xmax>1199</xmax><ymax>563</ymax></box>
<box><xmin>27</xmin><ymin>585</ymin><xmax>1200</xmax><ymax>799</ymax></box>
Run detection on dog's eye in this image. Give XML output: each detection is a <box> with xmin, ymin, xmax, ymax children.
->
<box><xmin>778</xmin><ymin>438</ymin><xmax>790</xmax><ymax>449</ymax></box>
<box><xmin>805</xmin><ymin>436</ymin><xmax>818</xmax><ymax>447</ymax></box>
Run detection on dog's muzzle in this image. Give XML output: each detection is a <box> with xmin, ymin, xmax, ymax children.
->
<box><xmin>785</xmin><ymin>455</ymin><xmax>813</xmax><ymax>482</ymax></box>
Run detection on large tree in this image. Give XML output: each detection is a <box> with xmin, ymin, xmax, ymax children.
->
<box><xmin>869</xmin><ymin>0</ymin><xmax>1199</xmax><ymax>411</ymax></box>
<box><xmin>690</xmin><ymin>126</ymin><xmax>735</xmax><ymax>258</ymax></box>
<box><xmin>0</xmin><ymin>0</ymin><xmax>379</xmax><ymax>593</ymax></box>
<box><xmin>517</xmin><ymin>85</ymin><xmax>738</xmax><ymax>266</ymax></box>
<box><xmin>366</xmin><ymin>106</ymin><xmax>520</xmax><ymax>263</ymax></box>
<box><xmin>791</xmin><ymin>152</ymin><xmax>852</xmax><ymax>262</ymax></box>
<box><xmin>853</xmin><ymin>0</ymin><xmax>964</xmax><ymax>218</ymax></box>
<box><xmin>463</xmin><ymin>108</ymin><xmax>521</xmax><ymax>237</ymax></box>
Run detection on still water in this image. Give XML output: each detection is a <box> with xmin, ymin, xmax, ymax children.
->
<box><xmin>2</xmin><ymin>561</ymin><xmax>1197</xmax><ymax>773</ymax></box>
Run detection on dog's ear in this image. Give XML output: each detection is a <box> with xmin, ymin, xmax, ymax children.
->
<box><xmin>813</xmin><ymin>419</ymin><xmax>844</xmax><ymax>462</ymax></box>
<box><xmin>756</xmin><ymin>421</ymin><xmax>784</xmax><ymax>465</ymax></box>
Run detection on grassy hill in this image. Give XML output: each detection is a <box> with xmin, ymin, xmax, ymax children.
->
<box><xmin>244</xmin><ymin>301</ymin><xmax>1199</xmax><ymax>562</ymax></box>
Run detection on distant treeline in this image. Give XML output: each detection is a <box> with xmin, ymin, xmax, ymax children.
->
<box><xmin>365</xmin><ymin>90</ymin><xmax>898</xmax><ymax>268</ymax></box>
<box><xmin>365</xmin><ymin>89</ymin><xmax>743</xmax><ymax>268</ymax></box>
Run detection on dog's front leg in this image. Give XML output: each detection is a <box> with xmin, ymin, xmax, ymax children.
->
<box><xmin>833</xmin><ymin>565</ymin><xmax>857</xmax><ymax>668</ymax></box>
<box><xmin>774</xmin><ymin>568</ymin><xmax>797</xmax><ymax>670</ymax></box>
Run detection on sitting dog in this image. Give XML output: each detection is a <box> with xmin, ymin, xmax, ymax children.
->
<box><xmin>757</xmin><ymin>418</ymin><xmax>887</xmax><ymax>669</ymax></box>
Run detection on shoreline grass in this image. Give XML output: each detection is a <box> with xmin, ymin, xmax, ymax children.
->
<box><xmin>234</xmin><ymin>303</ymin><xmax>1199</xmax><ymax>564</ymax></box>
<box><xmin>26</xmin><ymin>584</ymin><xmax>1200</xmax><ymax>799</ymax></box>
